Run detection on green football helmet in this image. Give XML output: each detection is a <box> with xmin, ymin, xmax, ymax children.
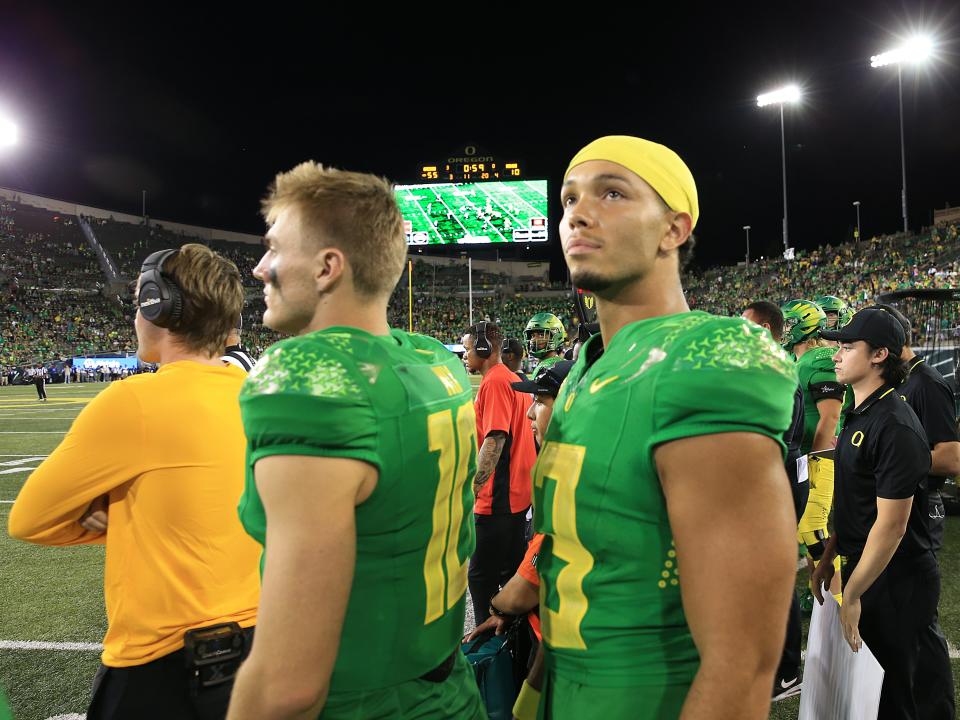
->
<box><xmin>815</xmin><ymin>295</ymin><xmax>853</xmax><ymax>330</ymax></box>
<box><xmin>780</xmin><ymin>299</ymin><xmax>826</xmax><ymax>349</ymax></box>
<box><xmin>524</xmin><ymin>312</ymin><xmax>567</xmax><ymax>359</ymax></box>
<box><xmin>533</xmin><ymin>355</ymin><xmax>565</xmax><ymax>373</ymax></box>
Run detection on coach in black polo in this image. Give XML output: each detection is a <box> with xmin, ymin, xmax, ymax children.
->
<box><xmin>813</xmin><ymin>308</ymin><xmax>945</xmax><ymax>720</ymax></box>
<box><xmin>873</xmin><ymin>303</ymin><xmax>958</xmax><ymax>720</ymax></box>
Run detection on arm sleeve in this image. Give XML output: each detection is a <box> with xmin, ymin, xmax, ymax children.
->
<box><xmin>808</xmin><ymin>358</ymin><xmax>845</xmax><ymax>403</ymax></box>
<box><xmin>516</xmin><ymin>533</ymin><xmax>544</xmax><ymax>587</ymax></box>
<box><xmin>8</xmin><ymin>382</ymin><xmax>144</xmax><ymax>545</ymax></box>
<box><xmin>477</xmin><ymin>373</ymin><xmax>514</xmax><ymax>438</ymax></box>
<box><xmin>915</xmin><ymin>380</ymin><xmax>959</xmax><ymax>447</ymax></box>
<box><xmin>873</xmin><ymin>422</ymin><xmax>931</xmax><ymax>499</ymax></box>
<box><xmin>240</xmin><ymin>341</ymin><xmax>381</xmax><ymax>472</ymax></box>
<box><xmin>650</xmin><ymin>319</ymin><xmax>798</xmax><ymax>454</ymax></box>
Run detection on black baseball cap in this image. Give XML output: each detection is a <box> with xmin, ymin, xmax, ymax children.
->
<box><xmin>821</xmin><ymin>308</ymin><xmax>905</xmax><ymax>355</ymax></box>
<box><xmin>511</xmin><ymin>360</ymin><xmax>574</xmax><ymax>397</ymax></box>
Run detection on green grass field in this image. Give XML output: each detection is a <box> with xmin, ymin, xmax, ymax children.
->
<box><xmin>396</xmin><ymin>181</ymin><xmax>548</xmax><ymax>244</ymax></box>
<box><xmin>0</xmin><ymin>380</ymin><xmax>956</xmax><ymax>719</ymax></box>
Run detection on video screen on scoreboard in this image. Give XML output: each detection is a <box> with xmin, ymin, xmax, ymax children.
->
<box><xmin>396</xmin><ymin>180</ymin><xmax>549</xmax><ymax>245</ymax></box>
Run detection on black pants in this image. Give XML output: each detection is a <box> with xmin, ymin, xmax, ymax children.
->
<box><xmin>469</xmin><ymin>510</ymin><xmax>528</xmax><ymax>625</ymax></box>
<box><xmin>87</xmin><ymin>627</ymin><xmax>254</xmax><ymax>720</ymax></box>
<box><xmin>34</xmin><ymin>379</ymin><xmax>46</xmax><ymax>400</ymax></box>
<box><xmin>778</xmin><ymin>477</ymin><xmax>808</xmax><ymax>679</ymax></box>
<box><xmin>912</xmin><ymin>513</ymin><xmax>956</xmax><ymax>720</ymax></box>
<box><xmin>842</xmin><ymin>551</ymin><xmax>942</xmax><ymax>720</ymax></box>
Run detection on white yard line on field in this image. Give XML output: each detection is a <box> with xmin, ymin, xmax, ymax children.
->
<box><xmin>0</xmin><ymin>640</ymin><xmax>102</xmax><ymax>651</ymax></box>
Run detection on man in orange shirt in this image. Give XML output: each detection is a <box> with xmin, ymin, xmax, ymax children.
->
<box><xmin>466</xmin><ymin>360</ymin><xmax>574</xmax><ymax>644</ymax></box>
<box><xmin>8</xmin><ymin>244</ymin><xmax>260</xmax><ymax>720</ymax></box>
<box><xmin>462</xmin><ymin>321</ymin><xmax>538</xmax><ymax>625</ymax></box>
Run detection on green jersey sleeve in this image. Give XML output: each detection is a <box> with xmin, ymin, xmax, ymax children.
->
<box><xmin>807</xmin><ymin>349</ymin><xmax>839</xmax><ymax>388</ymax></box>
<box><xmin>240</xmin><ymin>336</ymin><xmax>380</xmax><ymax>471</ymax></box>
<box><xmin>649</xmin><ymin>317</ymin><xmax>798</xmax><ymax>452</ymax></box>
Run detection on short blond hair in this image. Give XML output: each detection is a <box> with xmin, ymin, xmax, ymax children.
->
<box><xmin>262</xmin><ymin>162</ymin><xmax>407</xmax><ymax>298</ymax></box>
<box><xmin>163</xmin><ymin>244</ymin><xmax>244</xmax><ymax>356</ymax></box>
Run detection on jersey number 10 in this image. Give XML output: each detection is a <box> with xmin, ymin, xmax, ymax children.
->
<box><xmin>423</xmin><ymin>402</ymin><xmax>476</xmax><ymax>625</ymax></box>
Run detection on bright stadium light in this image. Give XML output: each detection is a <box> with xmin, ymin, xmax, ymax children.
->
<box><xmin>0</xmin><ymin>114</ymin><xmax>17</xmax><ymax>149</ymax></box>
<box><xmin>870</xmin><ymin>35</ymin><xmax>935</xmax><ymax>232</ymax></box>
<box><xmin>870</xmin><ymin>35</ymin><xmax>934</xmax><ymax>67</ymax></box>
<box><xmin>756</xmin><ymin>84</ymin><xmax>802</xmax><ymax>253</ymax></box>
<box><xmin>756</xmin><ymin>84</ymin><xmax>801</xmax><ymax>107</ymax></box>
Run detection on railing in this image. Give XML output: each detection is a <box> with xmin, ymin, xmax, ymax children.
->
<box><xmin>77</xmin><ymin>215</ymin><xmax>120</xmax><ymax>282</ymax></box>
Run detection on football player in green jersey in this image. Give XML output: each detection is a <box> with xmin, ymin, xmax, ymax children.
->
<box><xmin>519</xmin><ymin>136</ymin><xmax>798</xmax><ymax>720</ymax></box>
<box><xmin>814</xmin><ymin>295</ymin><xmax>853</xmax><ymax>347</ymax></box>
<box><xmin>525</xmin><ymin>312</ymin><xmax>567</xmax><ymax>363</ymax></box>
<box><xmin>228</xmin><ymin>163</ymin><xmax>485</xmax><ymax>720</ymax></box>
<box><xmin>781</xmin><ymin>300</ymin><xmax>844</xmax><ymax>605</ymax></box>
<box><xmin>815</xmin><ymin>295</ymin><xmax>854</xmax><ymax>335</ymax></box>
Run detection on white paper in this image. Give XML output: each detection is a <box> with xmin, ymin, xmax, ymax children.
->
<box><xmin>799</xmin><ymin>592</ymin><xmax>884</xmax><ymax>720</ymax></box>
<box><xmin>796</xmin><ymin>455</ymin><xmax>809</xmax><ymax>484</ymax></box>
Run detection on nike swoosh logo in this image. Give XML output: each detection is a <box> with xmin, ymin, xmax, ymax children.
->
<box><xmin>589</xmin><ymin>376</ymin><xmax>620</xmax><ymax>394</ymax></box>
<box><xmin>780</xmin><ymin>678</ymin><xmax>797</xmax><ymax>689</ymax></box>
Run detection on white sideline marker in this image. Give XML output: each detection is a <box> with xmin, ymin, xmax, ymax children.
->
<box><xmin>0</xmin><ymin>457</ymin><xmax>46</xmax><ymax>466</ymax></box>
<box><xmin>0</xmin><ymin>640</ymin><xmax>102</xmax><ymax>651</ymax></box>
<box><xmin>46</xmin><ymin>715</ymin><xmax>86</xmax><ymax>720</ymax></box>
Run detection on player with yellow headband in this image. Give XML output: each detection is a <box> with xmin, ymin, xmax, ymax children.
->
<box><xmin>516</xmin><ymin>137</ymin><xmax>799</xmax><ymax>720</ymax></box>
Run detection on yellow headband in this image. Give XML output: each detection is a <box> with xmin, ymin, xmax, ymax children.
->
<box><xmin>564</xmin><ymin>135</ymin><xmax>699</xmax><ymax>229</ymax></box>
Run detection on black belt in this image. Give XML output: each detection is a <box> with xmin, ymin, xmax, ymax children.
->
<box><xmin>419</xmin><ymin>649</ymin><xmax>457</xmax><ymax>683</ymax></box>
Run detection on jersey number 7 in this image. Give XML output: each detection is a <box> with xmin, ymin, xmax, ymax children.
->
<box><xmin>534</xmin><ymin>442</ymin><xmax>592</xmax><ymax>649</ymax></box>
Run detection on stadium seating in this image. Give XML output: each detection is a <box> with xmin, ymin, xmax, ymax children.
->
<box><xmin>2</xmin><ymin>193</ymin><xmax>958</xmax><ymax>370</ymax></box>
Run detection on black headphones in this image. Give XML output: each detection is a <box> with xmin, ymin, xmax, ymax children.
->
<box><xmin>474</xmin><ymin>321</ymin><xmax>492</xmax><ymax>358</ymax></box>
<box><xmin>137</xmin><ymin>249</ymin><xmax>182</xmax><ymax>328</ymax></box>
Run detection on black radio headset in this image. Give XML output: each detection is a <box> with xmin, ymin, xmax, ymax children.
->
<box><xmin>137</xmin><ymin>249</ymin><xmax>183</xmax><ymax>328</ymax></box>
<box><xmin>473</xmin><ymin>320</ymin><xmax>492</xmax><ymax>358</ymax></box>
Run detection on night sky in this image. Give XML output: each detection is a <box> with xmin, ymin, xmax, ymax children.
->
<box><xmin>1</xmin><ymin>4</ymin><xmax>958</xmax><ymax>277</ymax></box>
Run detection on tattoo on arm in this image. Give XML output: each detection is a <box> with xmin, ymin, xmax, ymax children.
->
<box><xmin>473</xmin><ymin>432</ymin><xmax>507</xmax><ymax>496</ymax></box>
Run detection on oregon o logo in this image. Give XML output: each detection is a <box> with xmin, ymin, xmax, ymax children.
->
<box><xmin>851</xmin><ymin>431</ymin><xmax>864</xmax><ymax>447</ymax></box>
<box><xmin>465</xmin><ymin>145</ymin><xmax>476</xmax><ymax>156</ymax></box>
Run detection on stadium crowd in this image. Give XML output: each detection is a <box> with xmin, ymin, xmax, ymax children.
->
<box><xmin>4</xmin><ymin>142</ymin><xmax>960</xmax><ymax>720</ymax></box>
<box><xmin>3</xmin><ymin>190</ymin><xmax>960</xmax><ymax>377</ymax></box>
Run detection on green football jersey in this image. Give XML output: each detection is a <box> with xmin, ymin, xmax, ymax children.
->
<box><xmin>239</xmin><ymin>326</ymin><xmax>477</xmax><ymax>692</ymax></box>
<box><xmin>532</xmin><ymin>311</ymin><xmax>797</xmax><ymax>688</ymax></box>
<box><xmin>795</xmin><ymin>346</ymin><xmax>844</xmax><ymax>454</ymax></box>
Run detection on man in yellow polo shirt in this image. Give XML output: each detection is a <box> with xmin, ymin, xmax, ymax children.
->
<box><xmin>8</xmin><ymin>244</ymin><xmax>260</xmax><ymax>719</ymax></box>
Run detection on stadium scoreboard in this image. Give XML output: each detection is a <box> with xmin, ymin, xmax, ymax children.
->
<box><xmin>397</xmin><ymin>180</ymin><xmax>548</xmax><ymax>245</ymax></box>
<box><xmin>403</xmin><ymin>145</ymin><xmax>546</xmax><ymax>245</ymax></box>
<box><xmin>420</xmin><ymin>161</ymin><xmax>522</xmax><ymax>183</ymax></box>
<box><xmin>419</xmin><ymin>146</ymin><xmax>524</xmax><ymax>182</ymax></box>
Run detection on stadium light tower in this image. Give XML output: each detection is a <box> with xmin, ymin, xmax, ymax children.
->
<box><xmin>853</xmin><ymin>201</ymin><xmax>861</xmax><ymax>242</ymax></box>
<box><xmin>871</xmin><ymin>35</ymin><xmax>934</xmax><ymax>233</ymax></box>
<box><xmin>743</xmin><ymin>225</ymin><xmax>751</xmax><ymax>266</ymax></box>
<box><xmin>0</xmin><ymin>113</ymin><xmax>18</xmax><ymax>149</ymax></box>
<box><xmin>757</xmin><ymin>84</ymin><xmax>801</xmax><ymax>254</ymax></box>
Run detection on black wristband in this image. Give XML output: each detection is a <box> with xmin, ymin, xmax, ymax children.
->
<box><xmin>488</xmin><ymin>591</ymin><xmax>515</xmax><ymax>619</ymax></box>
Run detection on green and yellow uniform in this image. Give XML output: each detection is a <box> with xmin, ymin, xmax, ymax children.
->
<box><xmin>795</xmin><ymin>346</ymin><xmax>844</xmax><ymax>455</ymax></box>
<box><xmin>239</xmin><ymin>327</ymin><xmax>485</xmax><ymax>719</ymax></box>
<box><xmin>794</xmin><ymin>346</ymin><xmax>844</xmax><ymax>579</ymax></box>
<box><xmin>533</xmin><ymin>312</ymin><xmax>797</xmax><ymax>719</ymax></box>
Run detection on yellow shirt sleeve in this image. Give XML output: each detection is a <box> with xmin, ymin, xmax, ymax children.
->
<box><xmin>8</xmin><ymin>382</ymin><xmax>144</xmax><ymax>545</ymax></box>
